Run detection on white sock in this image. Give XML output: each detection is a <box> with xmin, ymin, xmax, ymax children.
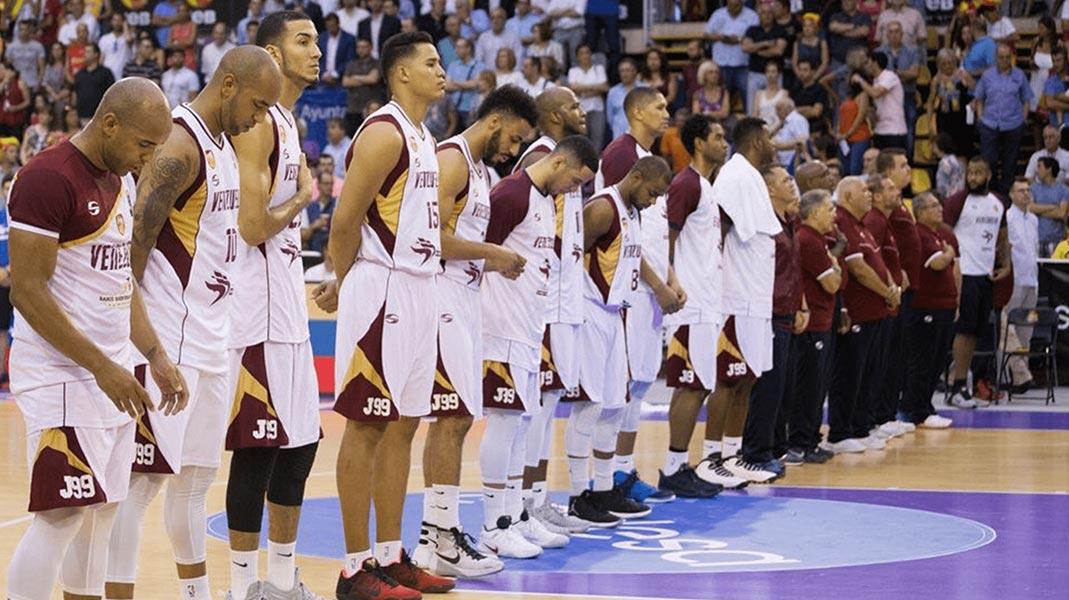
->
<box><xmin>723</xmin><ymin>436</ymin><xmax>742</xmax><ymax>458</ymax></box>
<box><xmin>592</xmin><ymin>456</ymin><xmax>613</xmax><ymax>491</ymax></box>
<box><xmin>505</xmin><ymin>479</ymin><xmax>523</xmax><ymax>521</ymax></box>
<box><xmin>614</xmin><ymin>453</ymin><xmax>635</xmax><ymax>473</ymax></box>
<box><xmin>567</xmin><ymin>456</ymin><xmax>588</xmax><ymax>496</ymax></box>
<box><xmin>482</xmin><ymin>486</ymin><xmax>507</xmax><ymax>530</ymax></box>
<box><xmin>703</xmin><ymin>439</ymin><xmax>722</xmax><ymax>458</ymax></box>
<box><xmin>266</xmin><ymin>540</ymin><xmax>296</xmax><ymax>591</ymax></box>
<box><xmin>374</xmin><ymin>540</ymin><xmax>402</xmax><ymax>567</ymax></box>
<box><xmin>422</xmin><ymin>487</ymin><xmax>437</xmax><ymax>526</ymax></box>
<box><xmin>179</xmin><ymin>575</ymin><xmax>210</xmax><ymax>599</ymax></box>
<box><xmin>434</xmin><ymin>484</ymin><xmax>460</xmax><ymax>530</ymax></box>
<box><xmin>663</xmin><ymin>450</ymin><xmax>688</xmax><ymax>476</ymax></box>
<box><xmin>344</xmin><ymin>550</ymin><xmax>372</xmax><ymax>577</ymax></box>
<box><xmin>532</xmin><ymin>481</ymin><xmax>548</xmax><ymax>508</ymax></box>
<box><xmin>229</xmin><ymin>549</ymin><xmax>258</xmax><ymax>599</ymax></box>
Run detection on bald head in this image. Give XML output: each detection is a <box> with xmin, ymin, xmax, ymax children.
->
<box><xmin>213</xmin><ymin>45</ymin><xmax>281</xmax><ymax>90</ymax></box>
<box><xmin>209</xmin><ymin>46</ymin><xmax>282</xmax><ymax>136</ymax></box>
<box><xmin>796</xmin><ymin>160</ymin><xmax>830</xmax><ymax>193</ymax></box>
<box><xmin>88</xmin><ymin>78</ymin><xmax>172</xmax><ymax>175</ymax></box>
<box><xmin>96</xmin><ymin>77</ymin><xmax>169</xmax><ymax>121</ymax></box>
<box><xmin>536</xmin><ymin>86</ymin><xmax>575</xmax><ymax>118</ymax></box>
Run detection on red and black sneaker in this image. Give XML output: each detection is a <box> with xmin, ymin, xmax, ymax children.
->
<box><xmin>382</xmin><ymin>550</ymin><xmax>456</xmax><ymax>594</ymax></box>
<box><xmin>336</xmin><ymin>558</ymin><xmax>422</xmax><ymax>600</ymax></box>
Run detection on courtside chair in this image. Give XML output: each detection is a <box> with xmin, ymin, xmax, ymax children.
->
<box><xmin>999</xmin><ymin>307</ymin><xmax>1058</xmax><ymax>405</ymax></box>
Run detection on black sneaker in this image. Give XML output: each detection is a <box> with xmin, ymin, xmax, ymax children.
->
<box><xmin>659</xmin><ymin>464</ymin><xmax>722</xmax><ymax>498</ymax></box>
<box><xmin>568</xmin><ymin>490</ymin><xmax>621</xmax><ymax>528</ymax></box>
<box><xmin>587</xmin><ymin>487</ymin><xmax>652</xmax><ymax>519</ymax></box>
<box><xmin>783</xmin><ymin>448</ymin><xmax>806</xmax><ymax>466</ymax></box>
<box><xmin>803</xmin><ymin>448</ymin><xmax>830</xmax><ymax>464</ymax></box>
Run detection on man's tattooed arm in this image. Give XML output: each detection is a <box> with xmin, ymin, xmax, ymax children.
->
<box><xmin>131</xmin><ymin>128</ymin><xmax>199</xmax><ymax>281</ymax></box>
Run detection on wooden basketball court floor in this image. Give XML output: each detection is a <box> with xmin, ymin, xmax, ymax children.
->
<box><xmin>1</xmin><ymin>385</ymin><xmax>1067</xmax><ymax>600</ymax></box>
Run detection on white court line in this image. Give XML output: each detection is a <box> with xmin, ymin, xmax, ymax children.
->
<box><xmin>455</xmin><ymin>588</ymin><xmax>684</xmax><ymax>600</ymax></box>
<box><xmin>0</xmin><ymin>515</ymin><xmax>32</xmax><ymax>529</ymax></box>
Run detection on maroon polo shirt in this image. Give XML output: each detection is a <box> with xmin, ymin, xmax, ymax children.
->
<box><xmin>796</xmin><ymin>223</ymin><xmax>840</xmax><ymax>332</ymax></box>
<box><xmin>772</xmin><ymin>215</ymin><xmax>802</xmax><ymax>330</ymax></box>
<box><xmin>837</xmin><ymin>205</ymin><xmax>891</xmax><ymax>324</ymax></box>
<box><xmin>914</xmin><ymin>223</ymin><xmax>960</xmax><ymax>311</ymax></box>
<box><xmin>889</xmin><ymin>205</ymin><xmax>922</xmax><ymax>289</ymax></box>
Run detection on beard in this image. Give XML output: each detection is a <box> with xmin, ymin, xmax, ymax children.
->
<box><xmin>967</xmin><ymin>180</ymin><xmax>989</xmax><ymax>195</ymax></box>
<box><xmin>482</xmin><ymin>129</ymin><xmax>503</xmax><ymax>164</ymax></box>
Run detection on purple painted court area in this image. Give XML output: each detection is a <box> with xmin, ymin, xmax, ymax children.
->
<box><xmin>462</xmin><ymin>487</ymin><xmax>1069</xmax><ymax>600</ymax></box>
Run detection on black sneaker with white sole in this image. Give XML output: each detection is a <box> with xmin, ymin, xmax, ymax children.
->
<box><xmin>568</xmin><ymin>490</ymin><xmax>621</xmax><ymax>528</ymax></box>
<box><xmin>587</xmin><ymin>487</ymin><xmax>652</xmax><ymax>519</ymax></box>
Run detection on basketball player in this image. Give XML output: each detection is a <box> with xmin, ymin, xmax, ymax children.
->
<box><xmin>413</xmin><ymin>85</ymin><xmax>536</xmax><ymax>578</ymax></box>
<box><xmin>513</xmin><ymin>87</ymin><xmax>596</xmax><ymax>535</ymax></box>
<box><xmin>582</xmin><ymin>86</ymin><xmax>677</xmax><ymax>504</ymax></box>
<box><xmin>478</xmin><ymin>135</ymin><xmax>599</xmax><ymax>557</ymax></box>
<box><xmin>224</xmin><ymin>12</ymin><xmax>324</xmax><ymax>600</ymax></box>
<box><xmin>660</xmin><ymin>114</ymin><xmax>747</xmax><ymax>495</ymax></box>
<box><xmin>104</xmin><ymin>47</ymin><xmax>282</xmax><ymax>600</ymax></box>
<box><xmin>702</xmin><ymin>118</ymin><xmax>783</xmax><ymax>483</ymax></box>
<box><xmin>568</xmin><ymin>156</ymin><xmax>677</xmax><ymax>524</ymax></box>
<box><xmin>331</xmin><ymin>32</ymin><xmax>455</xmax><ymax>600</ymax></box>
<box><xmin>6</xmin><ymin>79</ymin><xmax>183</xmax><ymax>600</ymax></box>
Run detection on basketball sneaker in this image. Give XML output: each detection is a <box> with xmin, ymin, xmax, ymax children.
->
<box><xmin>613</xmin><ymin>469</ymin><xmax>676</xmax><ymax>503</ymax></box>
<box><xmin>783</xmin><ymin>449</ymin><xmax>806</xmax><ymax>466</ymax></box>
<box><xmin>721</xmin><ymin>456</ymin><xmax>778</xmax><ymax>483</ymax></box>
<box><xmin>513</xmin><ymin>510</ymin><xmax>569</xmax><ymax>548</ymax></box>
<box><xmin>433</xmin><ymin>527</ymin><xmax>504</xmax><ymax>578</ymax></box>
<box><xmin>411</xmin><ymin>522</ymin><xmax>438</xmax><ymax>571</ymax></box>
<box><xmin>948</xmin><ymin>389</ymin><xmax>978</xmax><ymax>409</ymax></box>
<box><xmin>382</xmin><ymin>550</ymin><xmax>456</xmax><ymax>593</ymax></box>
<box><xmin>226</xmin><ymin>581</ymin><xmax>264</xmax><ymax>600</ymax></box>
<box><xmin>531</xmin><ymin>500</ymin><xmax>591</xmax><ymax>534</ymax></box>
<box><xmin>861</xmin><ymin>434</ymin><xmax>886</xmax><ymax>450</ymax></box>
<box><xmin>821</xmin><ymin>438</ymin><xmax>865</xmax><ymax>454</ymax></box>
<box><xmin>262</xmin><ymin>569</ymin><xmax>325</xmax><ymax>600</ymax></box>
<box><xmin>587</xmin><ymin>487</ymin><xmax>652</xmax><ymax>519</ymax></box>
<box><xmin>659</xmin><ymin>464</ymin><xmax>723</xmax><ymax>498</ymax></box>
<box><xmin>568</xmin><ymin>490</ymin><xmax>621</xmax><ymax>528</ymax></box>
<box><xmin>335</xmin><ymin>559</ymin><xmax>420</xmax><ymax>600</ymax></box>
<box><xmin>896</xmin><ymin>420</ymin><xmax>916</xmax><ymax>433</ymax></box>
<box><xmin>802</xmin><ymin>447</ymin><xmax>831</xmax><ymax>464</ymax></box>
<box><xmin>693</xmin><ymin>456</ymin><xmax>748</xmax><ymax>490</ymax></box>
<box><xmin>480</xmin><ymin>516</ymin><xmax>543</xmax><ymax>558</ymax></box>
<box><xmin>918</xmin><ymin>414</ymin><xmax>953</xmax><ymax>429</ymax></box>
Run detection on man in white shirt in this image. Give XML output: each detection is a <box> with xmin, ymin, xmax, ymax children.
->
<box><xmin>200</xmin><ymin>22</ymin><xmax>236</xmax><ymax>83</ymax></box>
<box><xmin>97</xmin><ymin>13</ymin><xmax>132</xmax><ymax>82</ymax></box>
<box><xmin>160</xmin><ymin>48</ymin><xmax>200</xmax><ymax>108</ymax></box>
<box><xmin>874</xmin><ymin>0</ymin><xmax>925</xmax><ymax>48</ymax></box>
<box><xmin>853</xmin><ymin>51</ymin><xmax>906</xmax><ymax>150</ymax></box>
<box><xmin>541</xmin><ymin>0</ymin><xmax>586</xmax><ymax>70</ymax></box>
<box><xmin>704</xmin><ymin>0</ymin><xmax>758</xmax><ymax>110</ymax></box>
<box><xmin>237</xmin><ymin>0</ymin><xmax>266</xmax><ymax>44</ymax></box>
<box><xmin>1025</xmin><ymin>126</ymin><xmax>1069</xmax><ymax>185</ymax></box>
<box><xmin>476</xmin><ymin>8</ymin><xmax>525</xmax><ymax>71</ymax></box>
<box><xmin>334</xmin><ymin>0</ymin><xmax>369</xmax><ymax>36</ymax></box>
<box><xmin>1004</xmin><ymin>177</ymin><xmax>1038</xmax><ymax>391</ymax></box>
<box><xmin>771</xmin><ymin>98</ymin><xmax>809</xmax><ymax>170</ymax></box>
<box><xmin>58</xmin><ymin>0</ymin><xmax>100</xmax><ymax>45</ymax></box>
<box><xmin>981</xmin><ymin>5</ymin><xmax>1017</xmax><ymax>45</ymax></box>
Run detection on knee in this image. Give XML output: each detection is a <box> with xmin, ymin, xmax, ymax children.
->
<box><xmin>436</xmin><ymin>415</ymin><xmax>474</xmax><ymax>441</ymax></box>
<box><xmin>343</xmin><ymin>419</ymin><xmax>387</xmax><ymax>451</ymax></box>
<box><xmin>267</xmin><ymin>444</ymin><xmax>318</xmax><ymax>507</ymax></box>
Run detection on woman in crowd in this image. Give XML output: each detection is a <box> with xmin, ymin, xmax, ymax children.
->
<box><xmin>568</xmin><ymin>43</ymin><xmax>609</xmax><ymax>149</ymax></box>
<box><xmin>692</xmin><ymin>60</ymin><xmax>731</xmax><ymax>124</ymax></box>
<box><xmin>640</xmin><ymin>47</ymin><xmax>679</xmax><ymax>110</ymax></box>
<box><xmin>836</xmin><ymin>78</ymin><xmax>873</xmax><ymax>176</ymax></box>
<box><xmin>19</xmin><ymin>101</ymin><xmax>53</xmax><ymax>166</ymax></box>
<box><xmin>494</xmin><ymin>47</ymin><xmax>522</xmax><ymax>88</ymax></box>
<box><xmin>752</xmin><ymin>59</ymin><xmax>788</xmax><ymax>131</ymax></box>
<box><xmin>1031</xmin><ymin>15</ymin><xmax>1058</xmax><ymax>111</ymax></box>
<box><xmin>926</xmin><ymin>48</ymin><xmax>974</xmax><ymax>155</ymax></box>
<box><xmin>794</xmin><ymin>13</ymin><xmax>829</xmax><ymax>82</ymax></box>
<box><xmin>527</xmin><ymin>20</ymin><xmax>565</xmax><ymax>70</ymax></box>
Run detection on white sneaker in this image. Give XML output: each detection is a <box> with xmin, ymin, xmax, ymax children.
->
<box><xmin>227</xmin><ymin>581</ymin><xmax>265</xmax><ymax>600</ymax></box>
<box><xmin>822</xmin><ymin>438</ymin><xmax>866</xmax><ymax>454</ymax></box>
<box><xmin>872</xmin><ymin>424</ymin><xmax>894</xmax><ymax>440</ymax></box>
<box><xmin>433</xmin><ymin>527</ymin><xmax>504</xmax><ymax>578</ymax></box>
<box><xmin>694</xmin><ymin>456</ymin><xmax>749</xmax><ymax>489</ymax></box>
<box><xmin>896</xmin><ymin>420</ymin><xmax>916</xmax><ymax>433</ymax></box>
<box><xmin>861</xmin><ymin>435</ymin><xmax>886</xmax><ymax>450</ymax></box>
<box><xmin>263</xmin><ymin>569</ymin><xmax>325</xmax><ymax>600</ymax></box>
<box><xmin>949</xmin><ymin>391</ymin><xmax>978</xmax><ymax>409</ymax></box>
<box><xmin>721</xmin><ymin>456</ymin><xmax>777</xmax><ymax>483</ymax></box>
<box><xmin>880</xmin><ymin>421</ymin><xmax>908</xmax><ymax>438</ymax></box>
<box><xmin>918</xmin><ymin>414</ymin><xmax>953</xmax><ymax>429</ymax></box>
<box><xmin>531</xmin><ymin>501</ymin><xmax>590</xmax><ymax>534</ymax></box>
<box><xmin>411</xmin><ymin>522</ymin><xmax>438</xmax><ymax>571</ymax></box>
<box><xmin>480</xmin><ymin>523</ymin><xmax>542</xmax><ymax>559</ymax></box>
<box><xmin>514</xmin><ymin>513</ymin><xmax>569</xmax><ymax>548</ymax></box>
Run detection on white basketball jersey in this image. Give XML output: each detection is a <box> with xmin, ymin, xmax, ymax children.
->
<box><xmin>515</xmin><ymin>135</ymin><xmax>584</xmax><ymax>325</ymax></box>
<box><xmin>140</xmin><ymin>104</ymin><xmax>240</xmax><ymax>372</ymax></box>
<box><xmin>230</xmin><ymin>105</ymin><xmax>310</xmax><ymax>348</ymax></box>
<box><xmin>481</xmin><ymin>170</ymin><xmax>554</xmax><ymax>362</ymax></box>
<box><xmin>438</xmin><ymin>134</ymin><xmax>491</xmax><ymax>290</ymax></box>
<box><xmin>953</xmin><ymin>192</ymin><xmax>1005</xmax><ymax>276</ymax></box>
<box><xmin>347</xmin><ymin>101</ymin><xmax>441</xmax><ymax>276</ymax></box>
<box><xmin>665</xmin><ymin>166</ymin><xmax>722</xmax><ymax>325</ymax></box>
<box><xmin>584</xmin><ymin>186</ymin><xmax>642</xmax><ymax>311</ymax></box>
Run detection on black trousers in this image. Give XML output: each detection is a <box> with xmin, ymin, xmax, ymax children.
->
<box><xmin>742</xmin><ymin>318</ymin><xmax>793</xmax><ymax>463</ymax></box>
<box><xmin>856</xmin><ymin>318</ymin><xmax>892</xmax><ymax>438</ymax></box>
<box><xmin>788</xmin><ymin>330</ymin><xmax>833</xmax><ymax>451</ymax></box>
<box><xmin>828</xmin><ymin>318</ymin><xmax>887</xmax><ymax>443</ymax></box>
<box><xmin>903</xmin><ymin>308</ymin><xmax>955</xmax><ymax>423</ymax></box>
<box><xmin>875</xmin><ymin>291</ymin><xmax>912</xmax><ymax>425</ymax></box>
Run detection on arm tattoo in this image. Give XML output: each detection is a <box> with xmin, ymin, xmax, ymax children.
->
<box><xmin>132</xmin><ymin>153</ymin><xmax>194</xmax><ymax>252</ymax></box>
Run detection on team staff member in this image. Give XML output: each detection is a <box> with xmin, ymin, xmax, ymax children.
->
<box><xmin>903</xmin><ymin>192</ymin><xmax>957</xmax><ymax>429</ymax></box>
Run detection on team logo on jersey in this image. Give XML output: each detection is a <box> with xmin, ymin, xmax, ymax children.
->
<box><xmin>982</xmin><ymin>230</ymin><xmax>994</xmax><ymax>243</ymax></box>
<box><xmin>441</xmin><ymin>313</ymin><xmax>454</xmax><ymax>323</ymax></box>
<box><xmin>115</xmin><ymin>214</ymin><xmax>126</xmax><ymax>236</ymax></box>
<box><xmin>571</xmin><ymin>243</ymin><xmax>582</xmax><ymax>263</ymax></box>
<box><xmin>281</xmin><ymin>240</ymin><xmax>301</xmax><ymax>266</ymax></box>
<box><xmin>279</xmin><ymin>126</ymin><xmax>287</xmax><ymax>143</ymax></box>
<box><xmin>206</xmin><ymin>150</ymin><xmax>216</xmax><ymax>170</ymax></box>
<box><xmin>411</xmin><ymin>238</ymin><xmax>438</xmax><ymax>264</ymax></box>
<box><xmin>539</xmin><ymin>259</ymin><xmax>551</xmax><ymax>281</ymax></box>
<box><xmin>409</xmin><ymin>137</ymin><xmax>419</xmax><ymax>154</ymax></box>
<box><xmin>206</xmin><ymin>271</ymin><xmax>232</xmax><ymax>306</ymax></box>
<box><xmin>384</xmin><ymin>313</ymin><xmax>400</xmax><ymax>324</ymax></box>
<box><xmin>464</xmin><ymin>262</ymin><xmax>482</xmax><ymax>286</ymax></box>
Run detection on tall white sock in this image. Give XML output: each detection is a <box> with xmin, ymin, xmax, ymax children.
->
<box><xmin>422</xmin><ymin>487</ymin><xmax>437</xmax><ymax>526</ymax></box>
<box><xmin>505</xmin><ymin>480</ymin><xmax>523</xmax><ymax>521</ymax></box>
<box><xmin>614</xmin><ymin>453</ymin><xmax>635</xmax><ymax>472</ymax></box>
<box><xmin>592</xmin><ymin>456</ymin><xmax>613</xmax><ymax>491</ymax></box>
<box><xmin>267</xmin><ymin>540</ymin><xmax>296</xmax><ymax>591</ymax></box>
<box><xmin>433</xmin><ymin>484</ymin><xmax>460</xmax><ymax>530</ymax></box>
<box><xmin>532</xmin><ymin>481</ymin><xmax>548</xmax><ymax>508</ymax></box>
<box><xmin>179</xmin><ymin>575</ymin><xmax>210</xmax><ymax>599</ymax></box>
<box><xmin>567</xmin><ymin>456</ymin><xmax>588</xmax><ymax>496</ymax></box>
<box><xmin>374</xmin><ymin>540</ymin><xmax>402</xmax><ymax>567</ymax></box>
<box><xmin>704</xmin><ymin>439</ymin><xmax>722</xmax><ymax>458</ymax></box>
<box><xmin>229</xmin><ymin>549</ymin><xmax>258</xmax><ymax>600</ymax></box>
<box><xmin>723</xmin><ymin>436</ymin><xmax>742</xmax><ymax>458</ymax></box>
<box><xmin>344</xmin><ymin>550</ymin><xmax>372</xmax><ymax>577</ymax></box>
<box><xmin>482</xmin><ymin>487</ymin><xmax>507</xmax><ymax>530</ymax></box>
<box><xmin>663</xmin><ymin>450</ymin><xmax>688</xmax><ymax>476</ymax></box>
